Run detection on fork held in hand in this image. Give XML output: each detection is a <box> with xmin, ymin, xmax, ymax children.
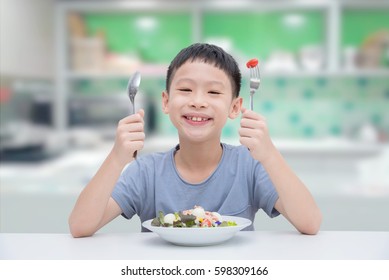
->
<box><xmin>246</xmin><ymin>59</ymin><xmax>260</xmax><ymax>111</ymax></box>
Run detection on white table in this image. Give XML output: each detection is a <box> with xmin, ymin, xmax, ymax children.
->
<box><xmin>1</xmin><ymin>231</ymin><xmax>388</xmax><ymax>260</ymax></box>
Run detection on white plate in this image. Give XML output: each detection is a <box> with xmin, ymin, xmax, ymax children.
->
<box><xmin>142</xmin><ymin>216</ymin><xmax>252</xmax><ymax>246</ymax></box>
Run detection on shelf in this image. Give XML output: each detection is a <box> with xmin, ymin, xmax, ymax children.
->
<box><xmin>262</xmin><ymin>69</ymin><xmax>389</xmax><ymax>78</ymax></box>
<box><xmin>332</xmin><ymin>69</ymin><xmax>389</xmax><ymax>77</ymax></box>
<box><xmin>65</xmin><ymin>68</ymin><xmax>389</xmax><ymax>80</ymax></box>
<box><xmin>65</xmin><ymin>64</ymin><xmax>169</xmax><ymax>79</ymax></box>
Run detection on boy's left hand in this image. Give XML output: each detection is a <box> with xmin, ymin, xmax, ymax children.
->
<box><xmin>239</xmin><ymin>108</ymin><xmax>276</xmax><ymax>163</ymax></box>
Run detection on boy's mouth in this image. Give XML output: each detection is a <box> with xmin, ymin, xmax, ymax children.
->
<box><xmin>183</xmin><ymin>114</ymin><xmax>212</xmax><ymax>125</ymax></box>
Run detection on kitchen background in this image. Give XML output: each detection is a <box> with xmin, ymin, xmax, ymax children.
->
<box><xmin>1</xmin><ymin>0</ymin><xmax>388</xmax><ymax>233</ymax></box>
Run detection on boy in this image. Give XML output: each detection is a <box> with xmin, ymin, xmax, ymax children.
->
<box><xmin>69</xmin><ymin>43</ymin><xmax>321</xmax><ymax>237</ymax></box>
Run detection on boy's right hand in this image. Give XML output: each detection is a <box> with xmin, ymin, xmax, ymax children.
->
<box><xmin>112</xmin><ymin>109</ymin><xmax>145</xmax><ymax>166</ymax></box>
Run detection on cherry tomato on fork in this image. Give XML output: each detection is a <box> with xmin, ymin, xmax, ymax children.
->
<box><xmin>246</xmin><ymin>58</ymin><xmax>258</xmax><ymax>68</ymax></box>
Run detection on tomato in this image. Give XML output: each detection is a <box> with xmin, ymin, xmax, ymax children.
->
<box><xmin>246</xmin><ymin>58</ymin><xmax>259</xmax><ymax>68</ymax></box>
<box><xmin>201</xmin><ymin>218</ymin><xmax>212</xmax><ymax>227</ymax></box>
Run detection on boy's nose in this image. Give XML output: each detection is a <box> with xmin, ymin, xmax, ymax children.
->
<box><xmin>189</xmin><ymin>92</ymin><xmax>208</xmax><ymax>108</ymax></box>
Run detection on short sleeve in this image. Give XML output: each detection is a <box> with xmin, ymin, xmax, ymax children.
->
<box><xmin>111</xmin><ymin>160</ymin><xmax>146</xmax><ymax>220</ymax></box>
<box><xmin>252</xmin><ymin>162</ymin><xmax>280</xmax><ymax>218</ymax></box>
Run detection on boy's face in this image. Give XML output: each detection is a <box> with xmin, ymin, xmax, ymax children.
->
<box><xmin>162</xmin><ymin>60</ymin><xmax>242</xmax><ymax>143</ymax></box>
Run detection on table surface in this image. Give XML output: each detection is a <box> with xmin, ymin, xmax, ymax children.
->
<box><xmin>1</xmin><ymin>231</ymin><xmax>388</xmax><ymax>260</ymax></box>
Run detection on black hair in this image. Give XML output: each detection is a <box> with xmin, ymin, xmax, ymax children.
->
<box><xmin>166</xmin><ymin>43</ymin><xmax>241</xmax><ymax>98</ymax></box>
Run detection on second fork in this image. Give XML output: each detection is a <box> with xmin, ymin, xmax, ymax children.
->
<box><xmin>246</xmin><ymin>59</ymin><xmax>260</xmax><ymax>111</ymax></box>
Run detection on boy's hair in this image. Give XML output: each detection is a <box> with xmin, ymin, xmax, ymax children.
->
<box><xmin>166</xmin><ymin>43</ymin><xmax>241</xmax><ymax>98</ymax></box>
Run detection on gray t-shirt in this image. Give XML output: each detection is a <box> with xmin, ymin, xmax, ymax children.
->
<box><xmin>111</xmin><ymin>143</ymin><xmax>280</xmax><ymax>231</ymax></box>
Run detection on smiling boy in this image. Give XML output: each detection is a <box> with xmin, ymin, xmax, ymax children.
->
<box><xmin>69</xmin><ymin>43</ymin><xmax>321</xmax><ymax>237</ymax></box>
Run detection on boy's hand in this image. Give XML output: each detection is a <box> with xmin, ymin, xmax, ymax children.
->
<box><xmin>112</xmin><ymin>109</ymin><xmax>145</xmax><ymax>166</ymax></box>
<box><xmin>239</xmin><ymin>108</ymin><xmax>276</xmax><ymax>163</ymax></box>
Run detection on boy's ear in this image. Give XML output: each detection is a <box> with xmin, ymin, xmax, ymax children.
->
<box><xmin>229</xmin><ymin>97</ymin><xmax>243</xmax><ymax>119</ymax></box>
<box><xmin>162</xmin><ymin>91</ymin><xmax>169</xmax><ymax>114</ymax></box>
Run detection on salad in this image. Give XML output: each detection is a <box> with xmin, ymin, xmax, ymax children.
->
<box><xmin>151</xmin><ymin>206</ymin><xmax>237</xmax><ymax>228</ymax></box>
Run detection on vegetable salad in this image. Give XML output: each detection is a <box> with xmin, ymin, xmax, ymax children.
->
<box><xmin>151</xmin><ymin>206</ymin><xmax>237</xmax><ymax>228</ymax></box>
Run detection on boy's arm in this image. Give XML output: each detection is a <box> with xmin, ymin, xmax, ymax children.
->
<box><xmin>262</xmin><ymin>148</ymin><xmax>322</xmax><ymax>235</ymax></box>
<box><xmin>239</xmin><ymin>108</ymin><xmax>322</xmax><ymax>235</ymax></box>
<box><xmin>68</xmin><ymin>152</ymin><xmax>127</xmax><ymax>238</ymax></box>
<box><xmin>68</xmin><ymin>110</ymin><xmax>145</xmax><ymax>238</ymax></box>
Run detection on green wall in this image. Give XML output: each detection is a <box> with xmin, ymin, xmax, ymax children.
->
<box><xmin>83</xmin><ymin>9</ymin><xmax>389</xmax><ymax>62</ymax></box>
<box><xmin>84</xmin><ymin>13</ymin><xmax>192</xmax><ymax>63</ymax></box>
<box><xmin>203</xmin><ymin>11</ymin><xmax>325</xmax><ymax>60</ymax></box>
<box><xmin>342</xmin><ymin>9</ymin><xmax>389</xmax><ymax>48</ymax></box>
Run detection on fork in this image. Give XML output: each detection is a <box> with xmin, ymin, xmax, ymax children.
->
<box><xmin>246</xmin><ymin>59</ymin><xmax>260</xmax><ymax>111</ymax></box>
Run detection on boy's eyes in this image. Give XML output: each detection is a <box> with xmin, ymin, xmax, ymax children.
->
<box><xmin>177</xmin><ymin>88</ymin><xmax>221</xmax><ymax>95</ymax></box>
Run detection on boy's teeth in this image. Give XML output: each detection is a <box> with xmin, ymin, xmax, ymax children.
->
<box><xmin>188</xmin><ymin>116</ymin><xmax>207</xmax><ymax>122</ymax></box>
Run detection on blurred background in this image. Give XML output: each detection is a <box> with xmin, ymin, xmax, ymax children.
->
<box><xmin>1</xmin><ymin>0</ymin><xmax>388</xmax><ymax>234</ymax></box>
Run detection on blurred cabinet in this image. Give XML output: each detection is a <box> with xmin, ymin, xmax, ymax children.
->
<box><xmin>54</xmin><ymin>1</ymin><xmax>389</xmax><ymax>136</ymax></box>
